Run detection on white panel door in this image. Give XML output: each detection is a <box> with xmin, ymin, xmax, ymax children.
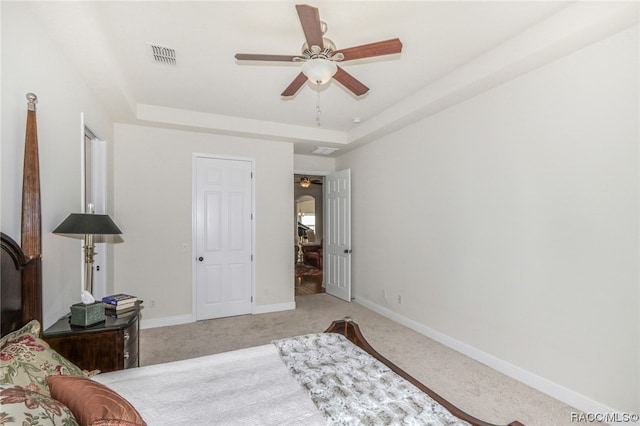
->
<box><xmin>195</xmin><ymin>157</ymin><xmax>253</xmax><ymax>320</ymax></box>
<box><xmin>325</xmin><ymin>169</ymin><xmax>351</xmax><ymax>302</ymax></box>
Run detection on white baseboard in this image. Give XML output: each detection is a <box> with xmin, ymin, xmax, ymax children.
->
<box><xmin>253</xmin><ymin>301</ymin><xmax>296</xmax><ymax>314</ymax></box>
<box><xmin>140</xmin><ymin>302</ymin><xmax>296</xmax><ymax>329</ymax></box>
<box><xmin>354</xmin><ymin>296</ymin><xmax>623</xmax><ymax>422</ymax></box>
<box><xmin>140</xmin><ymin>313</ymin><xmax>194</xmax><ymax>330</ymax></box>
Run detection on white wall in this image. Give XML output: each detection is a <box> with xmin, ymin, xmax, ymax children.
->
<box><xmin>1</xmin><ymin>2</ymin><xmax>114</xmax><ymax>328</ymax></box>
<box><xmin>337</xmin><ymin>25</ymin><xmax>639</xmax><ymax>412</ymax></box>
<box><xmin>294</xmin><ymin>154</ymin><xmax>335</xmax><ymax>173</ymax></box>
<box><xmin>113</xmin><ymin>124</ymin><xmax>294</xmax><ymax>322</ymax></box>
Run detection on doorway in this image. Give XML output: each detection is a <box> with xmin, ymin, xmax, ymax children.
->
<box><xmin>294</xmin><ymin>174</ymin><xmax>324</xmax><ymax>296</ymax></box>
<box><xmin>82</xmin><ymin>122</ymin><xmax>108</xmax><ymax>300</ymax></box>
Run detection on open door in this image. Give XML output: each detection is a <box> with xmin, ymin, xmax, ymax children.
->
<box><xmin>81</xmin><ymin>116</ymin><xmax>108</xmax><ymax>300</ymax></box>
<box><xmin>324</xmin><ymin>169</ymin><xmax>351</xmax><ymax>301</ymax></box>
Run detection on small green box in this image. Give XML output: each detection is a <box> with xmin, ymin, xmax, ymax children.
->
<box><xmin>70</xmin><ymin>302</ymin><xmax>105</xmax><ymax>326</ymax></box>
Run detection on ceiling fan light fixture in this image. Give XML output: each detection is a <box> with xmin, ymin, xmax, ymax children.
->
<box><xmin>300</xmin><ymin>176</ymin><xmax>312</xmax><ymax>188</ymax></box>
<box><xmin>234</xmin><ymin>5</ymin><xmax>402</xmax><ymax>97</ymax></box>
<box><xmin>302</xmin><ymin>58</ymin><xmax>337</xmax><ymax>85</ymax></box>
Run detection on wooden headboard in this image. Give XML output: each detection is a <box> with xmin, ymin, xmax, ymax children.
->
<box><xmin>1</xmin><ymin>93</ymin><xmax>43</xmax><ymax>336</ymax></box>
<box><xmin>1</xmin><ymin>232</ymin><xmax>42</xmax><ymax>335</ymax></box>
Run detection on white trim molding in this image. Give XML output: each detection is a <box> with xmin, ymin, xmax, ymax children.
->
<box><xmin>253</xmin><ymin>301</ymin><xmax>296</xmax><ymax>315</ymax></box>
<box><xmin>140</xmin><ymin>314</ymin><xmax>194</xmax><ymax>330</ymax></box>
<box><xmin>140</xmin><ymin>302</ymin><xmax>296</xmax><ymax>329</ymax></box>
<box><xmin>354</xmin><ymin>296</ymin><xmax>624</xmax><ymax>422</ymax></box>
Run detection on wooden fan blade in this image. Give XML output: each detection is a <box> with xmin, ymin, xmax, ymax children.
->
<box><xmin>334</xmin><ymin>38</ymin><xmax>403</xmax><ymax>61</ymax></box>
<box><xmin>296</xmin><ymin>4</ymin><xmax>324</xmax><ymax>49</ymax></box>
<box><xmin>235</xmin><ymin>53</ymin><xmax>302</xmax><ymax>62</ymax></box>
<box><xmin>333</xmin><ymin>67</ymin><xmax>369</xmax><ymax>96</ymax></box>
<box><xmin>281</xmin><ymin>72</ymin><xmax>308</xmax><ymax>97</ymax></box>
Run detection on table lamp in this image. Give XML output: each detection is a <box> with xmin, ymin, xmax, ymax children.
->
<box><xmin>53</xmin><ymin>212</ymin><xmax>122</xmax><ymax>325</ymax></box>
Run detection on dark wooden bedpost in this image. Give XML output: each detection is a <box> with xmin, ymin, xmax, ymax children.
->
<box><xmin>20</xmin><ymin>93</ymin><xmax>43</xmax><ymax>329</ymax></box>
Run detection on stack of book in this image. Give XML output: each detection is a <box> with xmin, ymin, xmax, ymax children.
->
<box><xmin>102</xmin><ymin>294</ymin><xmax>137</xmax><ymax>317</ymax></box>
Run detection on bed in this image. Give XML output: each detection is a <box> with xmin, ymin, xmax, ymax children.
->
<box><xmin>1</xmin><ymin>94</ymin><xmax>524</xmax><ymax>426</ymax></box>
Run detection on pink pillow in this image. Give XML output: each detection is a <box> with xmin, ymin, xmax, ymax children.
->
<box><xmin>46</xmin><ymin>375</ymin><xmax>146</xmax><ymax>426</ymax></box>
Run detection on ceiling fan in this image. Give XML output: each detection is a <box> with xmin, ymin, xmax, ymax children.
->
<box><xmin>297</xmin><ymin>176</ymin><xmax>322</xmax><ymax>188</ymax></box>
<box><xmin>235</xmin><ymin>4</ymin><xmax>403</xmax><ymax>97</ymax></box>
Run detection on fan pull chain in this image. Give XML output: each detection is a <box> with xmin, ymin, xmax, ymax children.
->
<box><xmin>316</xmin><ymin>89</ymin><xmax>321</xmax><ymax>126</ymax></box>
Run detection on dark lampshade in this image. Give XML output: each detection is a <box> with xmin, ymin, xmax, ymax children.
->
<box><xmin>53</xmin><ymin>212</ymin><xmax>122</xmax><ymax>297</ymax></box>
<box><xmin>53</xmin><ymin>213</ymin><xmax>122</xmax><ymax>235</ymax></box>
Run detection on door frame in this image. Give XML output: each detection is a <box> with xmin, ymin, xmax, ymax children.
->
<box><xmin>192</xmin><ymin>153</ymin><xmax>256</xmax><ymax>320</ymax></box>
<box><xmin>293</xmin><ymin>168</ymin><xmax>329</xmax><ymax>286</ymax></box>
<box><xmin>80</xmin><ymin>113</ymin><xmax>108</xmax><ymax>299</ymax></box>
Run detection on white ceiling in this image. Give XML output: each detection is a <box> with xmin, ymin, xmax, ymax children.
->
<box><xmin>24</xmin><ymin>1</ymin><xmax>637</xmax><ymax>156</ymax></box>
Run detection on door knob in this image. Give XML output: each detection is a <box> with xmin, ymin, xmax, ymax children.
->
<box><xmin>343</xmin><ymin>249</ymin><xmax>352</xmax><ymax>254</ymax></box>
<box><xmin>198</xmin><ymin>256</ymin><xmax>204</xmax><ymax>262</ymax></box>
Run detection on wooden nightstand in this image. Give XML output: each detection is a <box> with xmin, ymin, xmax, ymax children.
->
<box><xmin>44</xmin><ymin>302</ymin><xmax>141</xmax><ymax>373</ymax></box>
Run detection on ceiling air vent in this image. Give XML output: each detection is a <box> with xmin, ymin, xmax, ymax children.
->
<box><xmin>312</xmin><ymin>147</ymin><xmax>338</xmax><ymax>155</ymax></box>
<box><xmin>150</xmin><ymin>44</ymin><xmax>177</xmax><ymax>65</ymax></box>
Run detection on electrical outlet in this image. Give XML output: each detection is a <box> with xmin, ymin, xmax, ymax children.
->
<box><xmin>150</xmin><ymin>300</ymin><xmax>156</xmax><ymax>308</ymax></box>
<box><xmin>397</xmin><ymin>295</ymin><xmax>402</xmax><ymax>304</ymax></box>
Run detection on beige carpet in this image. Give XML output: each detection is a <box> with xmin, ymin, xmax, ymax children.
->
<box><xmin>140</xmin><ymin>293</ymin><xmax>593</xmax><ymax>426</ymax></box>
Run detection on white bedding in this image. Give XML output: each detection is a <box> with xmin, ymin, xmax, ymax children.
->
<box><xmin>94</xmin><ymin>343</ymin><xmax>326</xmax><ymax>426</ymax></box>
